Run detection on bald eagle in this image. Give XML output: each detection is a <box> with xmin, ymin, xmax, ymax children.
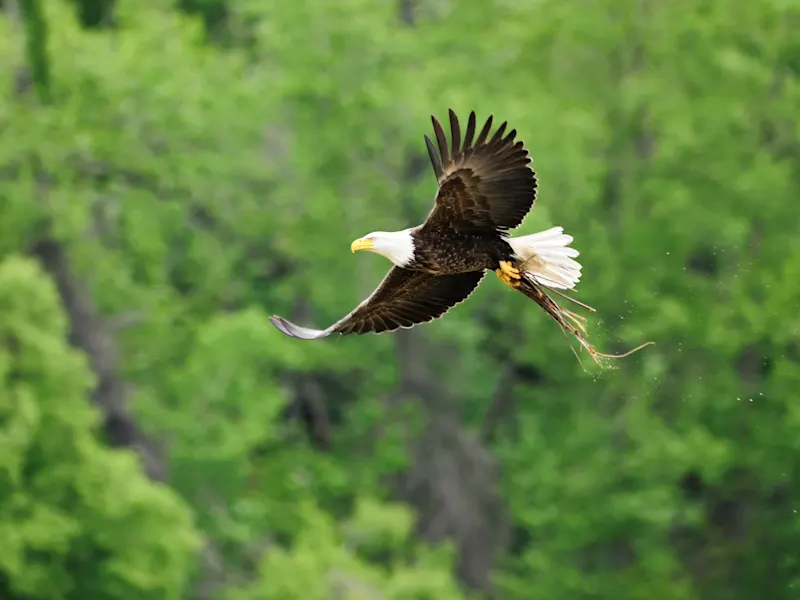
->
<box><xmin>270</xmin><ymin>110</ymin><xmax>645</xmax><ymax>362</ymax></box>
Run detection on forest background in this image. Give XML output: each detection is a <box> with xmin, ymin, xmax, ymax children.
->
<box><xmin>2</xmin><ymin>0</ymin><xmax>799</xmax><ymax>599</ymax></box>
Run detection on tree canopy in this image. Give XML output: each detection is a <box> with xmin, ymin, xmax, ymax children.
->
<box><xmin>2</xmin><ymin>0</ymin><xmax>799</xmax><ymax>598</ymax></box>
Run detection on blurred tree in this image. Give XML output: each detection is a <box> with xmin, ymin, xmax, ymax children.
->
<box><xmin>67</xmin><ymin>0</ymin><xmax>115</xmax><ymax>28</ymax></box>
<box><xmin>1</xmin><ymin>0</ymin><xmax>799</xmax><ymax>599</ymax></box>
<box><xmin>4</xmin><ymin>0</ymin><xmax>50</xmax><ymax>101</ymax></box>
<box><xmin>230</xmin><ymin>499</ymin><xmax>469</xmax><ymax>600</ymax></box>
<box><xmin>0</xmin><ymin>256</ymin><xmax>199</xmax><ymax>599</ymax></box>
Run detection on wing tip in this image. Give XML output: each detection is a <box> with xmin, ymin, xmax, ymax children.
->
<box><xmin>269</xmin><ymin>315</ymin><xmax>331</xmax><ymax>340</ymax></box>
<box><xmin>424</xmin><ymin>134</ymin><xmax>444</xmax><ymax>178</ymax></box>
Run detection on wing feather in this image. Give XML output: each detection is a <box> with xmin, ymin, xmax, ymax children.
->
<box><xmin>424</xmin><ymin>135</ymin><xmax>444</xmax><ymax>179</ymax></box>
<box><xmin>475</xmin><ymin>114</ymin><xmax>493</xmax><ymax>147</ymax></box>
<box><xmin>432</xmin><ymin>115</ymin><xmax>450</xmax><ymax>167</ymax></box>
<box><xmin>462</xmin><ymin>111</ymin><xmax>476</xmax><ymax>152</ymax></box>
<box><xmin>269</xmin><ymin>268</ymin><xmax>485</xmax><ymax>340</ymax></box>
<box><xmin>449</xmin><ymin>110</ymin><xmax>461</xmax><ymax>156</ymax></box>
<box><xmin>422</xmin><ymin>109</ymin><xmax>537</xmax><ymax>233</ymax></box>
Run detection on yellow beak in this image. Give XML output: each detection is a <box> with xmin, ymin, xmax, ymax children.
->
<box><xmin>351</xmin><ymin>237</ymin><xmax>375</xmax><ymax>253</ymax></box>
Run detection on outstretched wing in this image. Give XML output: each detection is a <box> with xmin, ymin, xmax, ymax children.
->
<box><xmin>269</xmin><ymin>267</ymin><xmax>486</xmax><ymax>340</ymax></box>
<box><xmin>422</xmin><ymin>109</ymin><xmax>537</xmax><ymax>234</ymax></box>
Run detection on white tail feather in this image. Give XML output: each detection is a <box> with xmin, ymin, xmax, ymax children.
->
<box><xmin>507</xmin><ymin>226</ymin><xmax>583</xmax><ymax>290</ymax></box>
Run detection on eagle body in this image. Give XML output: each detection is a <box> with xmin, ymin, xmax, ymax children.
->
<box><xmin>408</xmin><ymin>224</ymin><xmax>515</xmax><ymax>276</ymax></box>
<box><xmin>270</xmin><ymin>109</ymin><xmax>587</xmax><ymax>343</ymax></box>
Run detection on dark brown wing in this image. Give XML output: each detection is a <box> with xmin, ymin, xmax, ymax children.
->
<box><xmin>422</xmin><ymin>109</ymin><xmax>537</xmax><ymax>233</ymax></box>
<box><xmin>269</xmin><ymin>267</ymin><xmax>486</xmax><ymax>340</ymax></box>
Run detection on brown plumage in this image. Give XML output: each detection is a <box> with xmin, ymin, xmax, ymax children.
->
<box><xmin>423</xmin><ymin>110</ymin><xmax>536</xmax><ymax>233</ymax></box>
<box><xmin>270</xmin><ymin>268</ymin><xmax>485</xmax><ymax>339</ymax></box>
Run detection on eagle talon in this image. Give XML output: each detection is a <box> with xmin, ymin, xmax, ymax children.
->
<box><xmin>495</xmin><ymin>267</ymin><xmax>521</xmax><ymax>288</ymax></box>
<box><xmin>496</xmin><ymin>260</ymin><xmax>522</xmax><ymax>288</ymax></box>
<box><xmin>499</xmin><ymin>260</ymin><xmax>521</xmax><ymax>279</ymax></box>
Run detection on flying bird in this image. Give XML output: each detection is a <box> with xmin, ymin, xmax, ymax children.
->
<box><xmin>270</xmin><ymin>110</ymin><xmax>650</xmax><ymax>363</ymax></box>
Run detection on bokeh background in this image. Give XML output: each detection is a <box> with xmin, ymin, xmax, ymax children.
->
<box><xmin>2</xmin><ymin>0</ymin><xmax>800</xmax><ymax>598</ymax></box>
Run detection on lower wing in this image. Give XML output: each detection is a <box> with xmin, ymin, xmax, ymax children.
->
<box><xmin>270</xmin><ymin>267</ymin><xmax>486</xmax><ymax>340</ymax></box>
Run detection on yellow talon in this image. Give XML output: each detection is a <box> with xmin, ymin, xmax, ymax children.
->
<box><xmin>499</xmin><ymin>260</ymin><xmax>521</xmax><ymax>279</ymax></box>
<box><xmin>495</xmin><ymin>261</ymin><xmax>521</xmax><ymax>288</ymax></box>
<box><xmin>495</xmin><ymin>262</ymin><xmax>522</xmax><ymax>288</ymax></box>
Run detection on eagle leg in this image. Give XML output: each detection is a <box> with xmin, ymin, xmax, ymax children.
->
<box><xmin>496</xmin><ymin>260</ymin><xmax>522</xmax><ymax>288</ymax></box>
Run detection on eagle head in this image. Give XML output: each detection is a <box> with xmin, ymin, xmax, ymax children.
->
<box><xmin>351</xmin><ymin>230</ymin><xmax>415</xmax><ymax>267</ymax></box>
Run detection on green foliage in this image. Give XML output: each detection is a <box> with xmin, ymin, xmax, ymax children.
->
<box><xmin>0</xmin><ymin>256</ymin><xmax>199</xmax><ymax>599</ymax></box>
<box><xmin>2</xmin><ymin>0</ymin><xmax>800</xmax><ymax>598</ymax></box>
<box><xmin>232</xmin><ymin>499</ymin><xmax>467</xmax><ymax>600</ymax></box>
<box><xmin>19</xmin><ymin>0</ymin><xmax>51</xmax><ymax>101</ymax></box>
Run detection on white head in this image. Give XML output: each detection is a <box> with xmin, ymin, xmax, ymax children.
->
<box><xmin>350</xmin><ymin>229</ymin><xmax>415</xmax><ymax>267</ymax></box>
